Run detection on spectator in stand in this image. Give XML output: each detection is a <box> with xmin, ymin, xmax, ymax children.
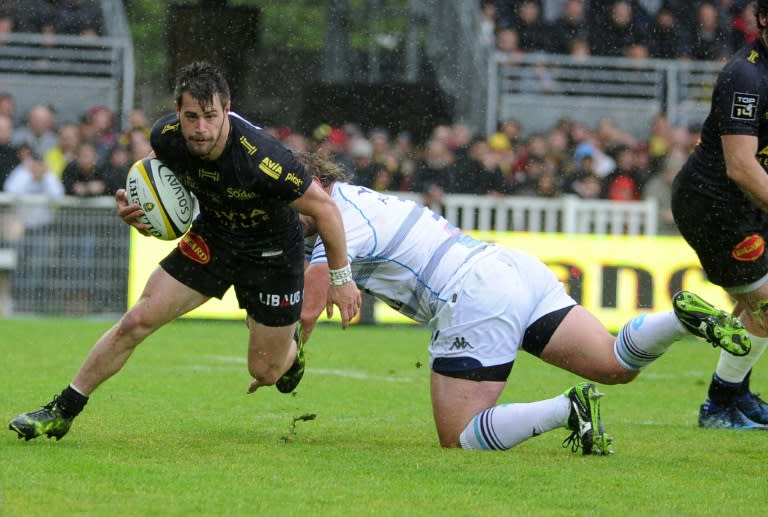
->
<box><xmin>12</xmin><ymin>104</ymin><xmax>58</xmax><ymax>158</ymax></box>
<box><xmin>495</xmin><ymin>0</ymin><xmax>531</xmax><ymax>30</ymax></box>
<box><xmin>486</xmin><ymin>131</ymin><xmax>518</xmax><ymax>190</ymax></box>
<box><xmin>118</xmin><ymin>108</ymin><xmax>151</xmax><ymax>149</ymax></box>
<box><xmin>495</xmin><ymin>27</ymin><xmax>524</xmax><ymax>64</ymax></box>
<box><xmin>368</xmin><ymin>127</ymin><xmax>392</xmax><ymax>166</ymax></box>
<box><xmin>3</xmin><ymin>145</ymin><xmax>65</xmax><ymax>305</ymax></box>
<box><xmin>549</xmin><ymin>0</ymin><xmax>589</xmax><ymax>54</ymax></box>
<box><xmin>649</xmin><ymin>6</ymin><xmax>692</xmax><ymax>59</ymax></box>
<box><xmin>347</xmin><ymin>136</ymin><xmax>375</xmax><ymax>187</ymax></box>
<box><xmin>691</xmin><ymin>1</ymin><xmax>732</xmax><ymax>61</ymax></box>
<box><xmin>0</xmin><ymin>2</ymin><xmax>53</xmax><ymax>34</ymax></box>
<box><xmin>600</xmin><ymin>144</ymin><xmax>644</xmax><ymax>201</ymax></box>
<box><xmin>52</xmin><ymin>0</ymin><xmax>104</xmax><ymax>37</ymax></box>
<box><xmin>566</xmin><ymin>153</ymin><xmax>603</xmax><ymax>199</ymax></box>
<box><xmin>589</xmin><ymin>0</ymin><xmax>649</xmax><ymax>58</ymax></box>
<box><xmin>511</xmin><ymin>155</ymin><xmax>560</xmax><ymax>196</ymax></box>
<box><xmin>410</xmin><ymin>138</ymin><xmax>457</xmax><ymax>206</ymax></box>
<box><xmin>453</xmin><ymin>136</ymin><xmax>506</xmax><ymax>195</ymax></box>
<box><xmin>126</xmin><ymin>128</ymin><xmax>153</xmax><ymax>164</ymax></box>
<box><xmin>102</xmin><ymin>145</ymin><xmax>132</xmax><ymax>196</ymax></box>
<box><xmin>86</xmin><ymin>105</ymin><xmax>118</xmax><ymax>165</ymax></box>
<box><xmin>515</xmin><ymin>0</ymin><xmax>551</xmax><ymax>52</ymax></box>
<box><xmin>62</xmin><ymin>141</ymin><xmax>107</xmax><ymax>197</ymax></box>
<box><xmin>0</xmin><ymin>93</ymin><xmax>16</xmax><ymax>125</ymax></box>
<box><xmin>480</xmin><ymin>0</ymin><xmax>498</xmax><ymax>47</ymax></box>
<box><xmin>0</xmin><ymin>114</ymin><xmax>19</xmax><ymax>186</ymax></box>
<box><xmin>44</xmin><ymin>122</ymin><xmax>81</xmax><ymax>178</ymax></box>
<box><xmin>732</xmin><ymin>0</ymin><xmax>760</xmax><ymax>49</ymax></box>
<box><xmin>643</xmin><ymin>148</ymin><xmax>684</xmax><ymax>235</ymax></box>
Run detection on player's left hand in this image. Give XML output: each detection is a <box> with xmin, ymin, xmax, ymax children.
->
<box><xmin>326</xmin><ymin>282</ymin><xmax>361</xmax><ymax>329</ymax></box>
<box><xmin>115</xmin><ymin>188</ymin><xmax>152</xmax><ymax>236</ymax></box>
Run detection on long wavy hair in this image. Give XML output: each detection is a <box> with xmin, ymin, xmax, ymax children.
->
<box><xmin>294</xmin><ymin>151</ymin><xmax>350</xmax><ymax>188</ymax></box>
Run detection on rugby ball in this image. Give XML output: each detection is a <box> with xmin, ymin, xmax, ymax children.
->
<box><xmin>126</xmin><ymin>157</ymin><xmax>193</xmax><ymax>240</ymax></box>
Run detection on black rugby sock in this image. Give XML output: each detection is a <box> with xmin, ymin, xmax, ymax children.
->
<box><xmin>56</xmin><ymin>385</ymin><xmax>89</xmax><ymax>418</ymax></box>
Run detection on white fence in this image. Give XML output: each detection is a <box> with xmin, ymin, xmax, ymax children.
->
<box><xmin>394</xmin><ymin>192</ymin><xmax>657</xmax><ymax>235</ymax></box>
<box><xmin>0</xmin><ymin>192</ymin><xmax>656</xmax><ymax>316</ymax></box>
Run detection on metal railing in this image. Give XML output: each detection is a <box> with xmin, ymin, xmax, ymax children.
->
<box><xmin>486</xmin><ymin>53</ymin><xmax>722</xmax><ymax>138</ymax></box>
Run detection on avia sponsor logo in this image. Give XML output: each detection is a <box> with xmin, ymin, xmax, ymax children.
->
<box><xmin>732</xmin><ymin>234</ymin><xmax>765</xmax><ymax>262</ymax></box>
<box><xmin>449</xmin><ymin>337</ymin><xmax>473</xmax><ymax>350</ymax></box>
<box><xmin>198</xmin><ymin>168</ymin><xmax>219</xmax><ymax>181</ymax></box>
<box><xmin>239</xmin><ymin>135</ymin><xmax>257</xmax><ymax>155</ymax></box>
<box><xmin>225</xmin><ymin>187</ymin><xmax>257</xmax><ymax>200</ymax></box>
<box><xmin>258</xmin><ymin>156</ymin><xmax>283</xmax><ymax>180</ymax></box>
<box><xmin>179</xmin><ymin>232</ymin><xmax>211</xmax><ymax>264</ymax></box>
<box><xmin>161</xmin><ymin>122</ymin><xmax>179</xmax><ymax>134</ymax></box>
<box><xmin>259</xmin><ymin>290</ymin><xmax>302</xmax><ymax>307</ymax></box>
<box><xmin>284</xmin><ymin>172</ymin><xmax>304</xmax><ymax>188</ymax></box>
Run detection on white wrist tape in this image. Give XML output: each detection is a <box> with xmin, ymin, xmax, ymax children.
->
<box><xmin>329</xmin><ymin>264</ymin><xmax>353</xmax><ymax>286</ymax></box>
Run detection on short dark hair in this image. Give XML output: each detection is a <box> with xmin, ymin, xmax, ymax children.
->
<box><xmin>173</xmin><ymin>61</ymin><xmax>231</xmax><ymax>110</ymax></box>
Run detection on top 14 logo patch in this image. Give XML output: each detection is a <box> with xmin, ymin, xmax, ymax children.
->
<box><xmin>731</xmin><ymin>92</ymin><xmax>758</xmax><ymax>120</ymax></box>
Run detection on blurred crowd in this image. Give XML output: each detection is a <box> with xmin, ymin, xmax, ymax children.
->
<box><xmin>0</xmin><ymin>0</ymin><xmax>103</xmax><ymax>38</ymax></box>
<box><xmin>484</xmin><ymin>0</ymin><xmax>758</xmax><ymax>62</ymax></box>
<box><xmin>269</xmin><ymin>113</ymin><xmax>692</xmax><ymax>235</ymax></box>
<box><xmin>0</xmin><ymin>89</ymin><xmax>691</xmax><ymax>237</ymax></box>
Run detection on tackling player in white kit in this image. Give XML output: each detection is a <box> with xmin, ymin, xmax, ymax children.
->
<box><xmin>297</xmin><ymin>152</ymin><xmax>750</xmax><ymax>454</ymax></box>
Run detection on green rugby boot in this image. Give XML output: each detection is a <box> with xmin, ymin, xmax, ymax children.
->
<box><xmin>673</xmin><ymin>291</ymin><xmax>751</xmax><ymax>356</ymax></box>
<box><xmin>562</xmin><ymin>382</ymin><xmax>613</xmax><ymax>456</ymax></box>
<box><xmin>276</xmin><ymin>323</ymin><xmax>306</xmax><ymax>394</ymax></box>
<box><xmin>9</xmin><ymin>396</ymin><xmax>74</xmax><ymax>441</ymax></box>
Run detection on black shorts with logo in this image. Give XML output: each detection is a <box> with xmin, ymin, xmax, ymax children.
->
<box><xmin>160</xmin><ymin>221</ymin><xmax>305</xmax><ymax>327</ymax></box>
<box><xmin>671</xmin><ymin>184</ymin><xmax>768</xmax><ymax>289</ymax></box>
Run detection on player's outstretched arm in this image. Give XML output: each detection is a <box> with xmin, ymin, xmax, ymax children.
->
<box><xmin>291</xmin><ymin>182</ymin><xmax>360</xmax><ymax>328</ymax></box>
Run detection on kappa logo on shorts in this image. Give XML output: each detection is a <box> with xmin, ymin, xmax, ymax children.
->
<box><xmin>449</xmin><ymin>337</ymin><xmax>473</xmax><ymax>350</ymax></box>
<box><xmin>731</xmin><ymin>92</ymin><xmax>759</xmax><ymax>121</ymax></box>
<box><xmin>179</xmin><ymin>232</ymin><xmax>211</xmax><ymax>264</ymax></box>
<box><xmin>732</xmin><ymin>234</ymin><xmax>765</xmax><ymax>262</ymax></box>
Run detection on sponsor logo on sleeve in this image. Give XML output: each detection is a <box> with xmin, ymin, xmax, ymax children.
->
<box><xmin>258</xmin><ymin>156</ymin><xmax>283</xmax><ymax>180</ymax></box>
<box><xmin>732</xmin><ymin>234</ymin><xmax>765</xmax><ymax>261</ymax></box>
<box><xmin>284</xmin><ymin>171</ymin><xmax>304</xmax><ymax>188</ymax></box>
<box><xmin>732</xmin><ymin>92</ymin><xmax>758</xmax><ymax>120</ymax></box>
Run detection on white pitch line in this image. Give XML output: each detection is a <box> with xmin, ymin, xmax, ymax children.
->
<box><xmin>191</xmin><ymin>355</ymin><xmax>416</xmax><ymax>383</ymax></box>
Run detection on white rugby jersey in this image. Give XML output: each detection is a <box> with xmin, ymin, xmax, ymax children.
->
<box><xmin>309</xmin><ymin>183</ymin><xmax>493</xmax><ymax>323</ymax></box>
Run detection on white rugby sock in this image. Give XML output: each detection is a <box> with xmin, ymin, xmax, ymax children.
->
<box><xmin>613</xmin><ymin>312</ymin><xmax>686</xmax><ymax>370</ymax></box>
<box><xmin>715</xmin><ymin>333</ymin><xmax>768</xmax><ymax>384</ymax></box>
<box><xmin>459</xmin><ymin>395</ymin><xmax>570</xmax><ymax>450</ymax></box>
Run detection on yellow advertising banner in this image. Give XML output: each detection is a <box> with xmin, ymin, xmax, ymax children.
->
<box><xmin>129</xmin><ymin>230</ymin><xmax>732</xmax><ymax>330</ymax></box>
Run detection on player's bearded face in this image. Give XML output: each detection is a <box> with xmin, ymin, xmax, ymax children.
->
<box><xmin>177</xmin><ymin>92</ymin><xmax>229</xmax><ymax>159</ymax></box>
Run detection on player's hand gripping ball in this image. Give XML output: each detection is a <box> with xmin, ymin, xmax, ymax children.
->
<box><xmin>126</xmin><ymin>157</ymin><xmax>193</xmax><ymax>240</ymax></box>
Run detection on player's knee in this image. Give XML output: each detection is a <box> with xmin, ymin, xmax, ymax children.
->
<box><xmin>115</xmin><ymin>309</ymin><xmax>156</xmax><ymax>343</ymax></box>
<box><xmin>247</xmin><ymin>360</ymin><xmax>283</xmax><ymax>385</ymax></box>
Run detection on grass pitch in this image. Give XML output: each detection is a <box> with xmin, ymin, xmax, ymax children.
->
<box><xmin>2</xmin><ymin>317</ymin><xmax>766</xmax><ymax>516</ymax></box>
